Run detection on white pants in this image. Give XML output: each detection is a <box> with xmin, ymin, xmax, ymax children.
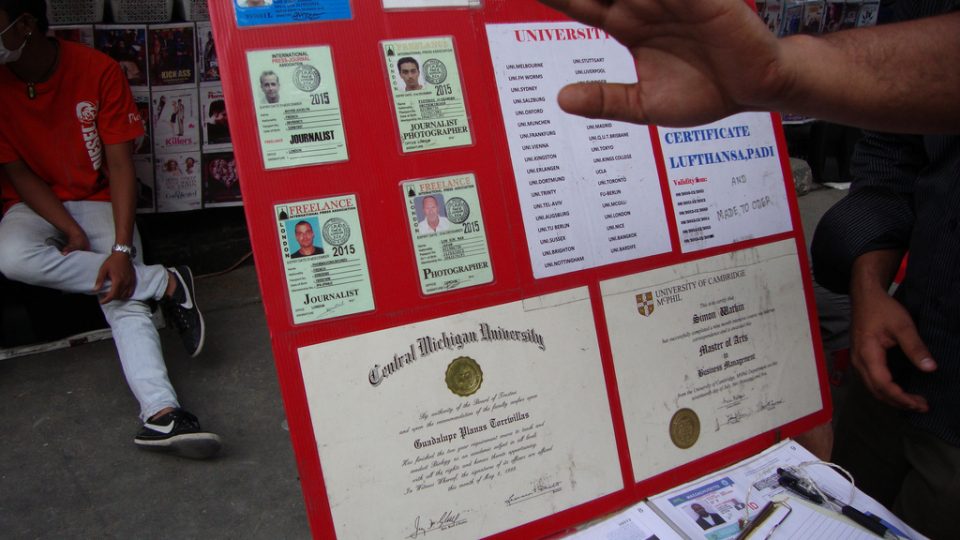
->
<box><xmin>0</xmin><ymin>201</ymin><xmax>178</xmax><ymax>421</ymax></box>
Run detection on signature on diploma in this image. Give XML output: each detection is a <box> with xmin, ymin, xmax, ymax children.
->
<box><xmin>407</xmin><ymin>510</ymin><xmax>468</xmax><ymax>539</ymax></box>
<box><xmin>715</xmin><ymin>409</ymin><xmax>752</xmax><ymax>430</ymax></box>
<box><xmin>721</xmin><ymin>393</ymin><xmax>747</xmax><ymax>408</ymax></box>
<box><xmin>757</xmin><ymin>398</ymin><xmax>784</xmax><ymax>412</ymax></box>
<box><xmin>504</xmin><ymin>476</ymin><xmax>563</xmax><ymax>506</ymax></box>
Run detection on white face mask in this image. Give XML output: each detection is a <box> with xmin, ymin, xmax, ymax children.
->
<box><xmin>0</xmin><ymin>15</ymin><xmax>26</xmax><ymax>64</ymax></box>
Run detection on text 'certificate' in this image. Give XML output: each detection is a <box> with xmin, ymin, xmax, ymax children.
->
<box><xmin>487</xmin><ymin>22</ymin><xmax>671</xmax><ymax>278</ymax></box>
<box><xmin>248</xmin><ymin>47</ymin><xmax>347</xmax><ymax>169</ymax></box>
<box><xmin>298</xmin><ymin>288</ymin><xmax>621</xmax><ymax>539</ymax></box>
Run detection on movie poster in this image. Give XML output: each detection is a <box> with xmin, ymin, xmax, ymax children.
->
<box><xmin>155</xmin><ymin>152</ymin><xmax>202</xmax><ymax>212</ymax></box>
<box><xmin>197</xmin><ymin>21</ymin><xmax>220</xmax><ymax>83</ymax></box>
<box><xmin>203</xmin><ymin>152</ymin><xmax>242</xmax><ymax>207</ymax></box>
<box><xmin>132</xmin><ymin>90</ymin><xmax>153</xmax><ymax>157</ymax></box>
<box><xmin>152</xmin><ymin>88</ymin><xmax>201</xmax><ymax>154</ymax></box>
<box><xmin>94</xmin><ymin>25</ymin><xmax>148</xmax><ymax>88</ymax></box>
<box><xmin>48</xmin><ymin>25</ymin><xmax>94</xmax><ymax>48</ymax></box>
<box><xmin>148</xmin><ymin>23</ymin><xmax>197</xmax><ymax>87</ymax></box>
<box><xmin>200</xmin><ymin>85</ymin><xmax>231</xmax><ymax>149</ymax></box>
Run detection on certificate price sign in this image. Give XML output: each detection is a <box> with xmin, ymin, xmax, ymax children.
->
<box><xmin>275</xmin><ymin>195</ymin><xmax>374</xmax><ymax>324</ymax></box>
<box><xmin>298</xmin><ymin>287</ymin><xmax>621</xmax><ymax>539</ymax></box>
<box><xmin>403</xmin><ymin>173</ymin><xmax>493</xmax><ymax>295</ymax></box>
<box><xmin>248</xmin><ymin>47</ymin><xmax>347</xmax><ymax>170</ymax></box>
<box><xmin>382</xmin><ymin>37</ymin><xmax>472</xmax><ymax>153</ymax></box>
<box><xmin>600</xmin><ymin>240</ymin><xmax>822</xmax><ymax>480</ymax></box>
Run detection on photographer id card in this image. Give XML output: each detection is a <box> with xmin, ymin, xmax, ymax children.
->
<box><xmin>275</xmin><ymin>195</ymin><xmax>374</xmax><ymax>324</ymax></box>
<box><xmin>248</xmin><ymin>46</ymin><xmax>348</xmax><ymax>170</ymax></box>
<box><xmin>403</xmin><ymin>174</ymin><xmax>492</xmax><ymax>295</ymax></box>
<box><xmin>382</xmin><ymin>37</ymin><xmax>472</xmax><ymax>153</ymax></box>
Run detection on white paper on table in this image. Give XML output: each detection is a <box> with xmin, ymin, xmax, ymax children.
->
<box><xmin>567</xmin><ymin>501</ymin><xmax>683</xmax><ymax>540</ymax></box>
<box><xmin>298</xmin><ymin>287</ymin><xmax>622</xmax><ymax>539</ymax></box>
<box><xmin>486</xmin><ymin>22</ymin><xmax>671</xmax><ymax>278</ymax></box>
<box><xmin>647</xmin><ymin>440</ymin><xmax>924</xmax><ymax>540</ymax></box>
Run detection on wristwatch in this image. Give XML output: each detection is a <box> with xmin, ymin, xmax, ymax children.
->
<box><xmin>111</xmin><ymin>243</ymin><xmax>137</xmax><ymax>258</ymax></box>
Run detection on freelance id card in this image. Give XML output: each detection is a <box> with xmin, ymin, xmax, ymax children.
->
<box><xmin>248</xmin><ymin>46</ymin><xmax>347</xmax><ymax>169</ymax></box>
<box><xmin>382</xmin><ymin>36</ymin><xmax>472</xmax><ymax>153</ymax></box>
<box><xmin>403</xmin><ymin>173</ymin><xmax>492</xmax><ymax>295</ymax></box>
<box><xmin>275</xmin><ymin>195</ymin><xmax>374</xmax><ymax>324</ymax></box>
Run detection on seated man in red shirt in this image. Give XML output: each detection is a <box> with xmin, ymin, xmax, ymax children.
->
<box><xmin>0</xmin><ymin>0</ymin><xmax>220</xmax><ymax>459</ymax></box>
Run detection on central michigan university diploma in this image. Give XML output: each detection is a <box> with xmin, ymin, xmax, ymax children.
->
<box><xmin>600</xmin><ymin>240</ymin><xmax>822</xmax><ymax>481</ymax></box>
<box><xmin>486</xmin><ymin>23</ymin><xmax>671</xmax><ymax>278</ymax></box>
<box><xmin>298</xmin><ymin>287</ymin><xmax>621</xmax><ymax>539</ymax></box>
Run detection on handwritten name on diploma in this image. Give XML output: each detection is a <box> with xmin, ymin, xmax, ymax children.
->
<box><xmin>407</xmin><ymin>510</ymin><xmax>468</xmax><ymax>538</ymax></box>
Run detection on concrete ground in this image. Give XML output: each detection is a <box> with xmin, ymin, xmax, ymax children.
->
<box><xmin>0</xmin><ymin>186</ymin><xmax>847</xmax><ymax>539</ymax></box>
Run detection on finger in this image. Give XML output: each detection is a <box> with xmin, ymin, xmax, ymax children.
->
<box><xmin>890</xmin><ymin>319</ymin><xmax>937</xmax><ymax>373</ymax></box>
<box><xmin>538</xmin><ymin>0</ymin><xmax>612</xmax><ymax>28</ymax></box>
<box><xmin>856</xmin><ymin>341</ymin><xmax>929</xmax><ymax>412</ymax></box>
<box><xmin>94</xmin><ymin>266</ymin><xmax>107</xmax><ymax>294</ymax></box>
<box><xmin>557</xmin><ymin>82</ymin><xmax>647</xmax><ymax>123</ymax></box>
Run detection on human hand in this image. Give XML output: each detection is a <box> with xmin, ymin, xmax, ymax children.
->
<box><xmin>538</xmin><ymin>0</ymin><xmax>788</xmax><ymax>126</ymax></box>
<box><xmin>95</xmin><ymin>252</ymin><xmax>137</xmax><ymax>304</ymax></box>
<box><xmin>60</xmin><ymin>228</ymin><xmax>91</xmax><ymax>255</ymax></box>
<box><xmin>850</xmin><ymin>286</ymin><xmax>936</xmax><ymax>412</ymax></box>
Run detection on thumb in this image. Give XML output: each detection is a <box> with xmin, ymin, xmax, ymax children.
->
<box><xmin>557</xmin><ymin>82</ymin><xmax>646</xmax><ymax>124</ymax></box>
<box><xmin>94</xmin><ymin>264</ymin><xmax>107</xmax><ymax>294</ymax></box>
<box><xmin>892</xmin><ymin>319</ymin><xmax>937</xmax><ymax>372</ymax></box>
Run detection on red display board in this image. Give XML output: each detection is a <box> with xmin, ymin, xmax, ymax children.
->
<box><xmin>209</xmin><ymin>1</ymin><xmax>829</xmax><ymax>538</ymax></box>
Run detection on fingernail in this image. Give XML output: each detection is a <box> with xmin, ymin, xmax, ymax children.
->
<box><xmin>920</xmin><ymin>358</ymin><xmax>936</xmax><ymax>370</ymax></box>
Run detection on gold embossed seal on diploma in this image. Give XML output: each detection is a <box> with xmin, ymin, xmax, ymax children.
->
<box><xmin>445</xmin><ymin>356</ymin><xmax>483</xmax><ymax>396</ymax></box>
<box><xmin>669</xmin><ymin>408</ymin><xmax>700</xmax><ymax>449</ymax></box>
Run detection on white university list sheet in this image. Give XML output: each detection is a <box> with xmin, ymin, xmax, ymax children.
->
<box><xmin>298</xmin><ymin>288</ymin><xmax>622</xmax><ymax>539</ymax></box>
<box><xmin>487</xmin><ymin>23</ymin><xmax>671</xmax><ymax>278</ymax></box>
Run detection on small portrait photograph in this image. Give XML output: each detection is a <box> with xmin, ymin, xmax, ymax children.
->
<box><xmin>257</xmin><ymin>69</ymin><xmax>281</xmax><ymax>104</ymax></box>
<box><xmin>414</xmin><ymin>193</ymin><xmax>451</xmax><ymax>235</ymax></box>
<box><xmin>394</xmin><ymin>55</ymin><xmax>423</xmax><ymax>92</ymax></box>
<box><xmin>285</xmin><ymin>217</ymin><xmax>325</xmax><ymax>259</ymax></box>
<box><xmin>686</xmin><ymin>502</ymin><xmax>726</xmax><ymax>531</ymax></box>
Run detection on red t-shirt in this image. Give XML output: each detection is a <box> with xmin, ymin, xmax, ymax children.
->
<box><xmin>0</xmin><ymin>39</ymin><xmax>144</xmax><ymax>213</ymax></box>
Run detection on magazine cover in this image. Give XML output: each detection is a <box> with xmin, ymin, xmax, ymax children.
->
<box><xmin>155</xmin><ymin>152</ymin><xmax>203</xmax><ymax>212</ymax></box>
<box><xmin>780</xmin><ymin>1</ymin><xmax>805</xmax><ymax>36</ymax></box>
<box><xmin>857</xmin><ymin>0</ymin><xmax>880</xmax><ymax>27</ymax></box>
<box><xmin>200</xmin><ymin>84</ymin><xmax>231</xmax><ymax>149</ymax></box>
<box><xmin>822</xmin><ymin>1</ymin><xmax>847</xmax><ymax>32</ymax></box>
<box><xmin>801</xmin><ymin>0</ymin><xmax>825</xmax><ymax>34</ymax></box>
<box><xmin>48</xmin><ymin>25</ymin><xmax>94</xmax><ymax>47</ymax></box>
<box><xmin>202</xmin><ymin>152</ymin><xmax>242</xmax><ymax>207</ymax></box>
<box><xmin>840</xmin><ymin>0</ymin><xmax>863</xmax><ymax>29</ymax></box>
<box><xmin>152</xmin><ymin>88</ymin><xmax>201</xmax><ymax>154</ymax></box>
<box><xmin>197</xmin><ymin>21</ymin><xmax>219</xmax><ymax>83</ymax></box>
<box><xmin>148</xmin><ymin>23</ymin><xmax>197</xmax><ymax>87</ymax></box>
<box><xmin>134</xmin><ymin>156</ymin><xmax>155</xmax><ymax>213</ymax></box>
<box><xmin>763</xmin><ymin>0</ymin><xmax>783</xmax><ymax>33</ymax></box>
<box><xmin>94</xmin><ymin>25</ymin><xmax>148</xmax><ymax>88</ymax></box>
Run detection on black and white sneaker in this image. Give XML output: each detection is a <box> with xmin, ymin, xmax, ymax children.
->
<box><xmin>134</xmin><ymin>409</ymin><xmax>221</xmax><ymax>459</ymax></box>
<box><xmin>163</xmin><ymin>265</ymin><xmax>205</xmax><ymax>358</ymax></box>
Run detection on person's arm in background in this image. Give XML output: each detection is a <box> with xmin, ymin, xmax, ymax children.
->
<box><xmin>538</xmin><ymin>0</ymin><xmax>960</xmax><ymax>133</ymax></box>
<box><xmin>811</xmin><ymin>130</ymin><xmax>935</xmax><ymax>412</ymax></box>
<box><xmin>2</xmin><ymin>160</ymin><xmax>90</xmax><ymax>254</ymax></box>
